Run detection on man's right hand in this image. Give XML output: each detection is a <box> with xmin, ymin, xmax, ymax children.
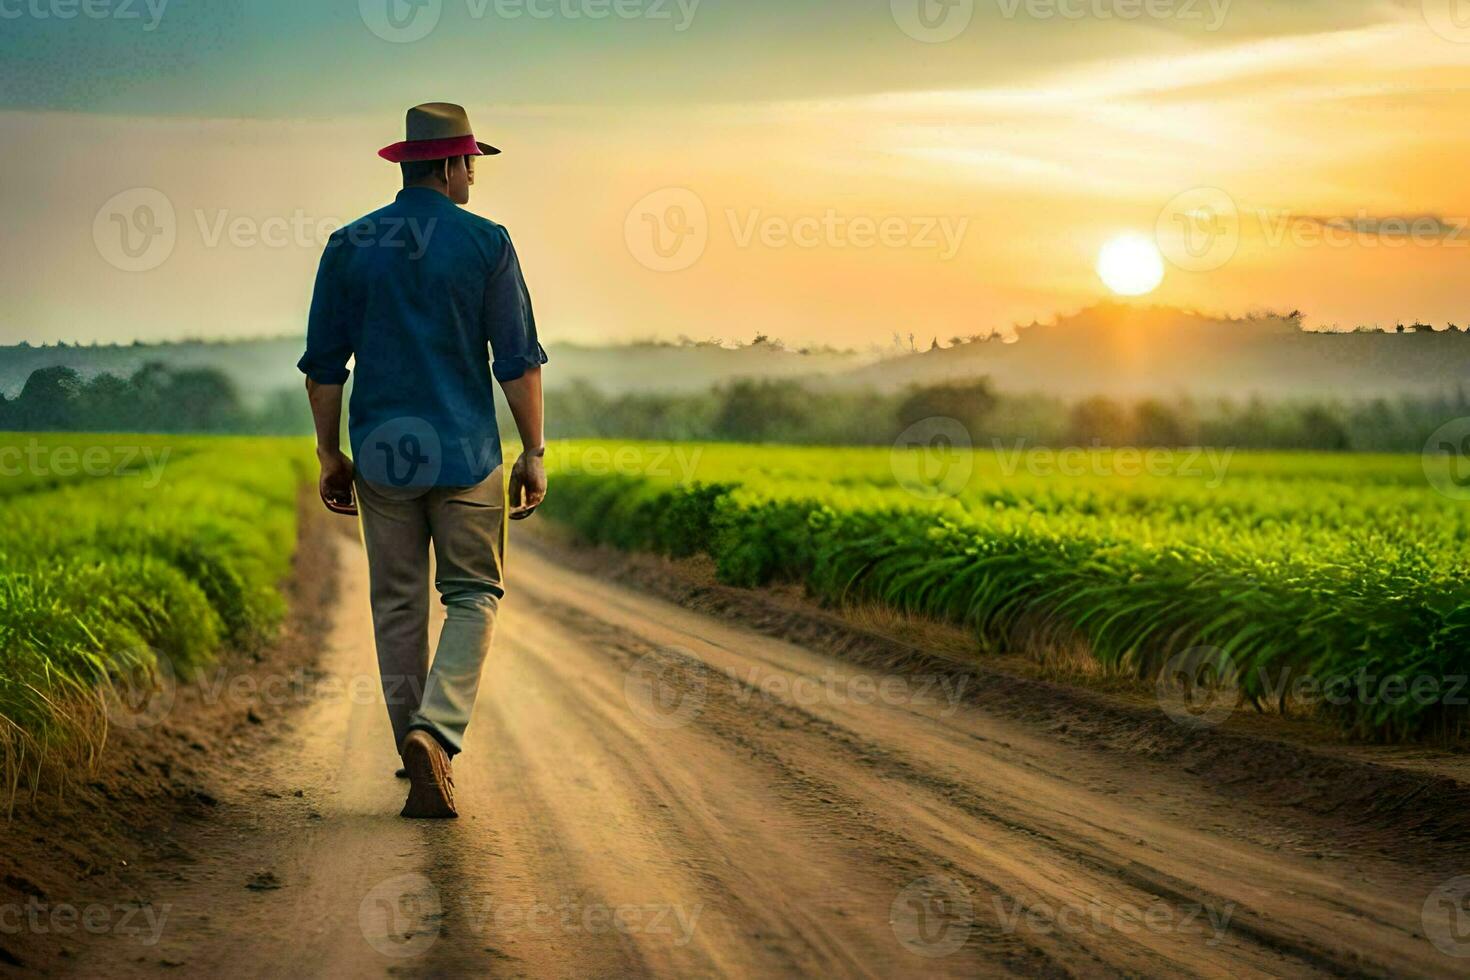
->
<box><xmin>318</xmin><ymin>448</ymin><xmax>357</xmax><ymax>516</ymax></box>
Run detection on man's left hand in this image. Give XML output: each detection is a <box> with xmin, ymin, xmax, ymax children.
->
<box><xmin>509</xmin><ymin>449</ymin><xmax>547</xmax><ymax>520</ymax></box>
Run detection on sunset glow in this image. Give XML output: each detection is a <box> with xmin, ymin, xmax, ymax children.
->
<box><xmin>4</xmin><ymin>5</ymin><xmax>1470</xmax><ymax>344</ymax></box>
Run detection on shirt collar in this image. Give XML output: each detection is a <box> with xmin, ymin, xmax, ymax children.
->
<box><xmin>395</xmin><ymin>186</ymin><xmax>455</xmax><ymax>206</ymax></box>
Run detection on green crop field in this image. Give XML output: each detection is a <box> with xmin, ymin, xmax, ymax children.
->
<box><xmin>543</xmin><ymin>441</ymin><xmax>1470</xmax><ymax>741</ymax></box>
<box><xmin>0</xmin><ymin>434</ymin><xmax>310</xmax><ymax>791</ymax></box>
<box><xmin>4</xmin><ymin>430</ymin><xmax>1466</xmax><ymax>795</ymax></box>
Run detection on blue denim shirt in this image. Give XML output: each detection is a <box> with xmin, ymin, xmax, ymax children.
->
<box><xmin>298</xmin><ymin>187</ymin><xmax>547</xmax><ymax>488</ymax></box>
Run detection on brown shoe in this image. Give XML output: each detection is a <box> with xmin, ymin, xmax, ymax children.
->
<box><xmin>399</xmin><ymin>730</ymin><xmax>457</xmax><ymax>819</ymax></box>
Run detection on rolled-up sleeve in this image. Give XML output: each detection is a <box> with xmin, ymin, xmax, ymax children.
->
<box><xmin>485</xmin><ymin>229</ymin><xmax>549</xmax><ymax>383</ymax></box>
<box><xmin>297</xmin><ymin>235</ymin><xmax>354</xmax><ymax>385</ymax></box>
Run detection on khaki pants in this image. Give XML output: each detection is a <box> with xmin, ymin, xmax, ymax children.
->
<box><xmin>355</xmin><ymin>468</ymin><xmax>507</xmax><ymax>757</ymax></box>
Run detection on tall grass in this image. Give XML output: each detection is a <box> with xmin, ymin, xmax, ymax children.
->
<box><xmin>542</xmin><ymin>441</ymin><xmax>1470</xmax><ymax>741</ymax></box>
<box><xmin>0</xmin><ymin>434</ymin><xmax>310</xmax><ymax>798</ymax></box>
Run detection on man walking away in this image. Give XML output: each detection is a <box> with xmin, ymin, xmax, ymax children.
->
<box><xmin>298</xmin><ymin>102</ymin><xmax>548</xmax><ymax>819</ymax></box>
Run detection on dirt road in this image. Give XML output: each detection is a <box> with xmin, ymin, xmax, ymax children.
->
<box><xmin>67</xmin><ymin>533</ymin><xmax>1465</xmax><ymax>978</ymax></box>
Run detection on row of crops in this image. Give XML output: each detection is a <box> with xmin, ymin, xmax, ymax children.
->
<box><xmin>0</xmin><ymin>434</ymin><xmax>310</xmax><ymax>788</ymax></box>
<box><xmin>542</xmin><ymin>441</ymin><xmax>1470</xmax><ymax>741</ymax></box>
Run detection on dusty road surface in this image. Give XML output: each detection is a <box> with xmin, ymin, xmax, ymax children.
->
<box><xmin>68</xmin><ymin>534</ymin><xmax>1465</xmax><ymax>979</ymax></box>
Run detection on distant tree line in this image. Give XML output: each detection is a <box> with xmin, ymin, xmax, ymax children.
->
<box><xmin>4</xmin><ymin>364</ymin><xmax>1464</xmax><ymax>453</ymax></box>
<box><xmin>542</xmin><ymin>378</ymin><xmax>1470</xmax><ymax>453</ymax></box>
<box><xmin>0</xmin><ymin>364</ymin><xmax>309</xmax><ymax>434</ymax></box>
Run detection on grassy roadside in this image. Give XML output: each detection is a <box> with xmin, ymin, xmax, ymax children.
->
<box><xmin>0</xmin><ymin>433</ymin><xmax>312</xmax><ymax>796</ymax></box>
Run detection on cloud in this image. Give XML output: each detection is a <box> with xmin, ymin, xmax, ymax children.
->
<box><xmin>709</xmin><ymin>18</ymin><xmax>1470</xmax><ymax>208</ymax></box>
<box><xmin>765</xmin><ymin>20</ymin><xmax>1464</xmax><ymax>116</ymax></box>
<box><xmin>1297</xmin><ymin>214</ymin><xmax>1467</xmax><ymax>238</ymax></box>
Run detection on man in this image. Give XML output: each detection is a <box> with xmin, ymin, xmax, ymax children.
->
<box><xmin>298</xmin><ymin>102</ymin><xmax>547</xmax><ymax>819</ymax></box>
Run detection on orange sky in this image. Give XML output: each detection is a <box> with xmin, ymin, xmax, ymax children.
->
<box><xmin>3</xmin><ymin>7</ymin><xmax>1469</xmax><ymax>347</ymax></box>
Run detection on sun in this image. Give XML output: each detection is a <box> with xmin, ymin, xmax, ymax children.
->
<box><xmin>1096</xmin><ymin>233</ymin><xmax>1165</xmax><ymax>297</ymax></box>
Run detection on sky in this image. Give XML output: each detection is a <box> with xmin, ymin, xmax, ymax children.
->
<box><xmin>2</xmin><ymin>0</ymin><xmax>1469</xmax><ymax>347</ymax></box>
